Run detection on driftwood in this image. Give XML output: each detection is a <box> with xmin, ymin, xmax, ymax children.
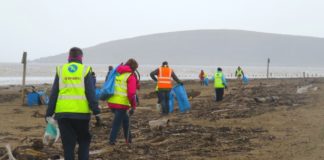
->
<box><xmin>149</xmin><ymin>119</ymin><xmax>169</xmax><ymax>129</ymax></box>
<box><xmin>2</xmin><ymin>144</ymin><xmax>16</xmax><ymax>160</ymax></box>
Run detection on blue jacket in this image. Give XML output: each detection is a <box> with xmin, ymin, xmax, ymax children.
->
<box><xmin>45</xmin><ymin>60</ymin><xmax>100</xmax><ymax>120</ymax></box>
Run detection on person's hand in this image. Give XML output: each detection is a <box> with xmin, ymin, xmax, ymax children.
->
<box><xmin>225</xmin><ymin>86</ymin><xmax>228</xmax><ymax>90</ymax></box>
<box><xmin>129</xmin><ymin>108</ymin><xmax>134</xmax><ymax>116</ymax></box>
<box><xmin>95</xmin><ymin>114</ymin><xmax>102</xmax><ymax>127</ymax></box>
<box><xmin>45</xmin><ymin>117</ymin><xmax>49</xmax><ymax>123</ymax></box>
<box><xmin>178</xmin><ymin>82</ymin><xmax>184</xmax><ymax>86</ymax></box>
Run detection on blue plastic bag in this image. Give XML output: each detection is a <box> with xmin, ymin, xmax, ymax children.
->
<box><xmin>95</xmin><ymin>88</ymin><xmax>101</xmax><ymax>101</ymax></box>
<box><xmin>172</xmin><ymin>85</ymin><xmax>191</xmax><ymax>113</ymax></box>
<box><xmin>169</xmin><ymin>90</ymin><xmax>175</xmax><ymax>113</ymax></box>
<box><xmin>99</xmin><ymin>65</ymin><xmax>119</xmax><ymax>100</ymax></box>
<box><xmin>242</xmin><ymin>75</ymin><xmax>249</xmax><ymax>84</ymax></box>
<box><xmin>27</xmin><ymin>92</ymin><xmax>40</xmax><ymax>106</ymax></box>
<box><xmin>37</xmin><ymin>91</ymin><xmax>49</xmax><ymax>105</ymax></box>
<box><xmin>204</xmin><ymin>78</ymin><xmax>209</xmax><ymax>86</ymax></box>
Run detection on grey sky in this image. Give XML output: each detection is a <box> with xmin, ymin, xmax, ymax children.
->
<box><xmin>1</xmin><ymin>0</ymin><xmax>323</xmax><ymax>62</ymax></box>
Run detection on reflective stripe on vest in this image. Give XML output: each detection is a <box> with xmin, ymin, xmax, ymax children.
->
<box><xmin>157</xmin><ymin>67</ymin><xmax>172</xmax><ymax>89</ymax></box>
<box><xmin>107</xmin><ymin>72</ymin><xmax>132</xmax><ymax>106</ymax></box>
<box><xmin>55</xmin><ymin>62</ymin><xmax>91</xmax><ymax>114</ymax></box>
<box><xmin>214</xmin><ymin>72</ymin><xmax>225</xmax><ymax>88</ymax></box>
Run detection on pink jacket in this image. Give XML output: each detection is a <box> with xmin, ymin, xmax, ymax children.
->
<box><xmin>108</xmin><ymin>65</ymin><xmax>137</xmax><ymax>110</ymax></box>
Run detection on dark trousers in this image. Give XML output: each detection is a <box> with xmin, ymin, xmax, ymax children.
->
<box><xmin>109</xmin><ymin>109</ymin><xmax>131</xmax><ymax>144</ymax></box>
<box><xmin>215</xmin><ymin>88</ymin><xmax>224</xmax><ymax>101</ymax></box>
<box><xmin>57</xmin><ymin>118</ymin><xmax>91</xmax><ymax>160</ymax></box>
<box><xmin>158</xmin><ymin>90</ymin><xmax>171</xmax><ymax>114</ymax></box>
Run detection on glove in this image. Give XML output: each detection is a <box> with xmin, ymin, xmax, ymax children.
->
<box><xmin>129</xmin><ymin>108</ymin><xmax>134</xmax><ymax>116</ymax></box>
<box><xmin>95</xmin><ymin>114</ymin><xmax>102</xmax><ymax>127</ymax></box>
<box><xmin>178</xmin><ymin>82</ymin><xmax>184</xmax><ymax>86</ymax></box>
<box><xmin>225</xmin><ymin>86</ymin><xmax>228</xmax><ymax>89</ymax></box>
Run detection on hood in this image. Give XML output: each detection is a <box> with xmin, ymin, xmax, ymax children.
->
<box><xmin>117</xmin><ymin>65</ymin><xmax>133</xmax><ymax>74</ymax></box>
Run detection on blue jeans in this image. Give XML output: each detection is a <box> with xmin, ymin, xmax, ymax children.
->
<box><xmin>109</xmin><ymin>109</ymin><xmax>131</xmax><ymax>144</ymax></box>
<box><xmin>158</xmin><ymin>90</ymin><xmax>171</xmax><ymax>114</ymax></box>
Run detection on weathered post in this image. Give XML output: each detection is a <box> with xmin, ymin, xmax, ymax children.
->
<box><xmin>21</xmin><ymin>52</ymin><xmax>27</xmax><ymax>105</ymax></box>
<box><xmin>266</xmin><ymin>58</ymin><xmax>270</xmax><ymax>79</ymax></box>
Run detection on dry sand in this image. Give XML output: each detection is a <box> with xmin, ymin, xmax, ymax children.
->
<box><xmin>0</xmin><ymin>78</ymin><xmax>323</xmax><ymax>160</ymax></box>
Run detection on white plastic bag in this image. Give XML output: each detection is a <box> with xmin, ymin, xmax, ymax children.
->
<box><xmin>43</xmin><ymin>117</ymin><xmax>60</xmax><ymax>146</ymax></box>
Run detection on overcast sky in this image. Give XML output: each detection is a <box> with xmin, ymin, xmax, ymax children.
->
<box><xmin>0</xmin><ymin>0</ymin><xmax>323</xmax><ymax>62</ymax></box>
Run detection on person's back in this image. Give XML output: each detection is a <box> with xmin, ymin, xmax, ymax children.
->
<box><xmin>107</xmin><ymin>59</ymin><xmax>138</xmax><ymax>145</ymax></box>
<box><xmin>150</xmin><ymin>61</ymin><xmax>182</xmax><ymax>115</ymax></box>
<box><xmin>214</xmin><ymin>68</ymin><xmax>227</xmax><ymax>102</ymax></box>
<box><xmin>45</xmin><ymin>47</ymin><xmax>101</xmax><ymax>160</ymax></box>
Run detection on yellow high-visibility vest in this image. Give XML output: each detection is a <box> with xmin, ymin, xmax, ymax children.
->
<box><xmin>55</xmin><ymin>62</ymin><xmax>91</xmax><ymax>113</ymax></box>
<box><xmin>107</xmin><ymin>73</ymin><xmax>132</xmax><ymax>106</ymax></box>
<box><xmin>214</xmin><ymin>72</ymin><xmax>225</xmax><ymax>88</ymax></box>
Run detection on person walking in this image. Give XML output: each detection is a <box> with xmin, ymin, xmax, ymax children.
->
<box><xmin>214</xmin><ymin>67</ymin><xmax>227</xmax><ymax>102</ymax></box>
<box><xmin>45</xmin><ymin>47</ymin><xmax>101</xmax><ymax>160</ymax></box>
<box><xmin>105</xmin><ymin>66</ymin><xmax>114</xmax><ymax>82</ymax></box>
<box><xmin>199</xmin><ymin>70</ymin><xmax>205</xmax><ymax>86</ymax></box>
<box><xmin>107</xmin><ymin>59</ymin><xmax>138</xmax><ymax>145</ymax></box>
<box><xmin>150</xmin><ymin>61</ymin><xmax>182</xmax><ymax>115</ymax></box>
<box><xmin>235</xmin><ymin>66</ymin><xmax>244</xmax><ymax>79</ymax></box>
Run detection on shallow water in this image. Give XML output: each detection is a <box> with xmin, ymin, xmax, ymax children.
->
<box><xmin>1</xmin><ymin>63</ymin><xmax>324</xmax><ymax>85</ymax></box>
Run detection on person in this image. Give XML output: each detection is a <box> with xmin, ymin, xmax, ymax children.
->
<box><xmin>214</xmin><ymin>67</ymin><xmax>227</xmax><ymax>102</ymax></box>
<box><xmin>105</xmin><ymin>66</ymin><xmax>114</xmax><ymax>82</ymax></box>
<box><xmin>235</xmin><ymin>66</ymin><xmax>244</xmax><ymax>79</ymax></box>
<box><xmin>107</xmin><ymin>58</ymin><xmax>138</xmax><ymax>145</ymax></box>
<box><xmin>45</xmin><ymin>47</ymin><xmax>101</xmax><ymax>160</ymax></box>
<box><xmin>150</xmin><ymin>61</ymin><xmax>182</xmax><ymax>115</ymax></box>
<box><xmin>91</xmin><ymin>72</ymin><xmax>96</xmax><ymax>87</ymax></box>
<box><xmin>199</xmin><ymin>70</ymin><xmax>205</xmax><ymax>86</ymax></box>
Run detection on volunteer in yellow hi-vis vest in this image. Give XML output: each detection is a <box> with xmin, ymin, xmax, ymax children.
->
<box><xmin>45</xmin><ymin>47</ymin><xmax>101</xmax><ymax>160</ymax></box>
<box><xmin>213</xmin><ymin>67</ymin><xmax>228</xmax><ymax>102</ymax></box>
<box><xmin>107</xmin><ymin>58</ymin><xmax>139</xmax><ymax>145</ymax></box>
<box><xmin>235</xmin><ymin>66</ymin><xmax>244</xmax><ymax>79</ymax></box>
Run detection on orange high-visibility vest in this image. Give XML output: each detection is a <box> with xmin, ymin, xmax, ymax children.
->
<box><xmin>157</xmin><ymin>67</ymin><xmax>172</xmax><ymax>89</ymax></box>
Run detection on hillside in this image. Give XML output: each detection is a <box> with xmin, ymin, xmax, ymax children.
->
<box><xmin>33</xmin><ymin>30</ymin><xmax>324</xmax><ymax>66</ymax></box>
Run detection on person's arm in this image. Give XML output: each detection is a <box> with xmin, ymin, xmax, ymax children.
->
<box><xmin>171</xmin><ymin>71</ymin><xmax>182</xmax><ymax>84</ymax></box>
<box><xmin>127</xmin><ymin>74</ymin><xmax>137</xmax><ymax>110</ymax></box>
<box><xmin>150</xmin><ymin>69</ymin><xmax>159</xmax><ymax>82</ymax></box>
<box><xmin>84</xmin><ymin>70</ymin><xmax>100</xmax><ymax>115</ymax></box>
<box><xmin>46</xmin><ymin>74</ymin><xmax>59</xmax><ymax>117</ymax></box>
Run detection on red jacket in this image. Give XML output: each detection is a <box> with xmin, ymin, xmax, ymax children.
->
<box><xmin>108</xmin><ymin>65</ymin><xmax>137</xmax><ymax>110</ymax></box>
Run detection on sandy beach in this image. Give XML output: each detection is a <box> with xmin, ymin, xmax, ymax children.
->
<box><xmin>0</xmin><ymin>78</ymin><xmax>323</xmax><ymax>159</ymax></box>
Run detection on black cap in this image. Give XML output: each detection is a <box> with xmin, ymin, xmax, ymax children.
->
<box><xmin>217</xmin><ymin>67</ymin><xmax>222</xmax><ymax>71</ymax></box>
<box><xmin>162</xmin><ymin>61</ymin><xmax>168</xmax><ymax>66</ymax></box>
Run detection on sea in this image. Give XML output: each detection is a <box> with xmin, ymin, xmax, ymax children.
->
<box><xmin>1</xmin><ymin>63</ymin><xmax>324</xmax><ymax>86</ymax></box>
